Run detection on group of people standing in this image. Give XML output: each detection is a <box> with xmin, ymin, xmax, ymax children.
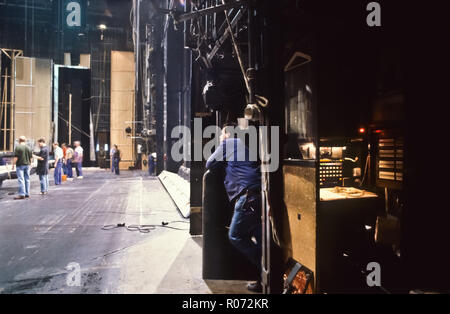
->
<box><xmin>108</xmin><ymin>144</ymin><xmax>156</xmax><ymax>177</ymax></box>
<box><xmin>12</xmin><ymin>136</ymin><xmax>84</xmax><ymax>200</ymax></box>
<box><xmin>52</xmin><ymin>141</ymin><xmax>84</xmax><ymax>185</ymax></box>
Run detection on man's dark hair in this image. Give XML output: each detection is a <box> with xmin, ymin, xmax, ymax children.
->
<box><xmin>222</xmin><ymin>121</ymin><xmax>238</xmax><ymax>129</ymax></box>
<box><xmin>38</xmin><ymin>138</ymin><xmax>46</xmax><ymax>143</ymax></box>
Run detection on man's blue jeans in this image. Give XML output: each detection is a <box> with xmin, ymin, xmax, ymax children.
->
<box><xmin>54</xmin><ymin>161</ymin><xmax>62</xmax><ymax>185</ymax></box>
<box><xmin>39</xmin><ymin>174</ymin><xmax>49</xmax><ymax>193</ymax></box>
<box><xmin>113</xmin><ymin>158</ymin><xmax>120</xmax><ymax>175</ymax></box>
<box><xmin>16</xmin><ymin>165</ymin><xmax>31</xmax><ymax>197</ymax></box>
<box><xmin>75</xmin><ymin>162</ymin><xmax>83</xmax><ymax>177</ymax></box>
<box><xmin>66</xmin><ymin>160</ymin><xmax>73</xmax><ymax>178</ymax></box>
<box><xmin>228</xmin><ymin>193</ymin><xmax>262</xmax><ymax>272</ymax></box>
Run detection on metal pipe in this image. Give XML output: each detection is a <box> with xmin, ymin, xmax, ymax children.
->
<box><xmin>133</xmin><ymin>0</ymin><xmax>141</xmax><ymax>168</ymax></box>
<box><xmin>0</xmin><ymin>3</ymin><xmax>51</xmax><ymax>11</ymax></box>
<box><xmin>247</xmin><ymin>1</ymin><xmax>256</xmax><ymax>105</ymax></box>
<box><xmin>176</xmin><ymin>0</ymin><xmax>247</xmax><ymax>23</ymax></box>
<box><xmin>3</xmin><ymin>68</ymin><xmax>7</xmax><ymax>151</ymax></box>
<box><xmin>69</xmin><ymin>93</ymin><xmax>72</xmax><ymax>145</ymax></box>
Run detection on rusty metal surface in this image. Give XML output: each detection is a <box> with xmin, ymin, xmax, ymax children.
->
<box><xmin>283</xmin><ymin>164</ymin><xmax>317</xmax><ymax>275</ymax></box>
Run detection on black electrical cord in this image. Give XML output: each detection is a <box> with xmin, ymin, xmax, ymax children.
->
<box><xmin>101</xmin><ymin>221</ymin><xmax>189</xmax><ymax>234</ymax></box>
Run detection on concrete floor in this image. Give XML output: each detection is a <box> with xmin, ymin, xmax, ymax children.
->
<box><xmin>0</xmin><ymin>169</ymin><xmax>254</xmax><ymax>294</ymax></box>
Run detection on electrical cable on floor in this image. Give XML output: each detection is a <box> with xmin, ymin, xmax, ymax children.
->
<box><xmin>101</xmin><ymin>220</ymin><xmax>189</xmax><ymax>234</ymax></box>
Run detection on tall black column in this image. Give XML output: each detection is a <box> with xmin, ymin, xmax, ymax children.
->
<box><xmin>152</xmin><ymin>13</ymin><xmax>165</xmax><ymax>175</ymax></box>
<box><xmin>164</xmin><ymin>9</ymin><xmax>184</xmax><ymax>173</ymax></box>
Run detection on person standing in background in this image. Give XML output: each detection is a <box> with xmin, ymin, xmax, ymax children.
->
<box><xmin>148</xmin><ymin>153</ymin><xmax>155</xmax><ymax>176</ymax></box>
<box><xmin>12</xmin><ymin>136</ymin><xmax>33</xmax><ymax>200</ymax></box>
<box><xmin>112</xmin><ymin>144</ymin><xmax>121</xmax><ymax>175</ymax></box>
<box><xmin>110</xmin><ymin>145</ymin><xmax>116</xmax><ymax>173</ymax></box>
<box><xmin>35</xmin><ymin>139</ymin><xmax>49</xmax><ymax>195</ymax></box>
<box><xmin>65</xmin><ymin>145</ymin><xmax>74</xmax><ymax>181</ymax></box>
<box><xmin>61</xmin><ymin>143</ymin><xmax>68</xmax><ymax>175</ymax></box>
<box><xmin>73</xmin><ymin>141</ymin><xmax>84</xmax><ymax>179</ymax></box>
<box><xmin>53</xmin><ymin>142</ymin><xmax>63</xmax><ymax>186</ymax></box>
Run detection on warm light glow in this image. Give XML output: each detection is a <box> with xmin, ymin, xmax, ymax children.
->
<box><xmin>98</xmin><ymin>24</ymin><xmax>107</xmax><ymax>30</ymax></box>
<box><xmin>359</xmin><ymin>128</ymin><xmax>366</xmax><ymax>134</ymax></box>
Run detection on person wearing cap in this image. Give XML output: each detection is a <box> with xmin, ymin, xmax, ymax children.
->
<box><xmin>11</xmin><ymin>136</ymin><xmax>33</xmax><ymax>200</ymax></box>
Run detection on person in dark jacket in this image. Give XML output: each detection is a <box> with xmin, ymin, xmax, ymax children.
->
<box><xmin>112</xmin><ymin>145</ymin><xmax>121</xmax><ymax>175</ymax></box>
<box><xmin>35</xmin><ymin>138</ymin><xmax>49</xmax><ymax>195</ymax></box>
<box><xmin>206</xmin><ymin>124</ymin><xmax>262</xmax><ymax>293</ymax></box>
<box><xmin>148</xmin><ymin>154</ymin><xmax>155</xmax><ymax>176</ymax></box>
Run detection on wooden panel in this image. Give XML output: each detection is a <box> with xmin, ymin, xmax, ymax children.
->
<box><xmin>14</xmin><ymin>57</ymin><xmax>52</xmax><ymax>146</ymax></box>
<box><xmin>111</xmin><ymin>72</ymin><xmax>135</xmax><ymax>91</ymax></box>
<box><xmin>14</xmin><ymin>87</ymin><xmax>33</xmax><ymax>139</ymax></box>
<box><xmin>80</xmin><ymin>54</ymin><xmax>91</xmax><ymax>68</ymax></box>
<box><xmin>283</xmin><ymin>164</ymin><xmax>317</xmax><ymax>275</ymax></box>
<box><xmin>111</xmin><ymin>51</ymin><xmax>135</xmax><ymax>72</ymax></box>
<box><xmin>15</xmin><ymin>57</ymin><xmax>32</xmax><ymax>84</ymax></box>
<box><xmin>111</xmin><ymin>51</ymin><xmax>135</xmax><ymax>170</ymax></box>
<box><xmin>32</xmin><ymin>59</ymin><xmax>52</xmax><ymax>143</ymax></box>
<box><xmin>110</xmin><ymin>91</ymin><xmax>134</xmax><ymax>111</ymax></box>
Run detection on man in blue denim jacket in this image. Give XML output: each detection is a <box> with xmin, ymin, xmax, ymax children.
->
<box><xmin>206</xmin><ymin>124</ymin><xmax>262</xmax><ymax>292</ymax></box>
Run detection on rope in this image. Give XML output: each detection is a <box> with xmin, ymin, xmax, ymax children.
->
<box><xmin>222</xmin><ymin>0</ymin><xmax>250</xmax><ymax>94</ymax></box>
<box><xmin>58</xmin><ymin>113</ymin><xmax>91</xmax><ymax>138</ymax></box>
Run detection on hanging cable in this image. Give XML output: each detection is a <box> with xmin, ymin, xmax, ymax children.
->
<box><xmin>222</xmin><ymin>0</ymin><xmax>250</xmax><ymax>94</ymax></box>
<box><xmin>58</xmin><ymin>113</ymin><xmax>91</xmax><ymax>138</ymax></box>
<box><xmin>360</xmin><ymin>153</ymin><xmax>371</xmax><ymax>186</ymax></box>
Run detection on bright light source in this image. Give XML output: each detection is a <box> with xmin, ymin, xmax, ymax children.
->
<box><xmin>98</xmin><ymin>24</ymin><xmax>107</xmax><ymax>30</ymax></box>
<box><xmin>359</xmin><ymin>128</ymin><xmax>366</xmax><ymax>134</ymax></box>
<box><xmin>305</xmin><ymin>84</ymin><xmax>312</xmax><ymax>94</ymax></box>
